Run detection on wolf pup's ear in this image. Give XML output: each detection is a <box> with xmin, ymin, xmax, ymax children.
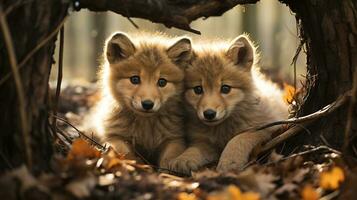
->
<box><xmin>105</xmin><ymin>32</ymin><xmax>135</xmax><ymax>64</ymax></box>
<box><xmin>167</xmin><ymin>37</ymin><xmax>192</xmax><ymax>64</ymax></box>
<box><xmin>226</xmin><ymin>35</ymin><xmax>254</xmax><ymax>70</ymax></box>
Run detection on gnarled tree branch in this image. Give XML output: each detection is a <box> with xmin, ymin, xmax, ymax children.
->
<box><xmin>76</xmin><ymin>0</ymin><xmax>259</xmax><ymax>34</ymax></box>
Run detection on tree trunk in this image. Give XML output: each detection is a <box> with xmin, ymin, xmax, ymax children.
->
<box><xmin>0</xmin><ymin>0</ymin><xmax>68</xmax><ymax>173</ymax></box>
<box><xmin>280</xmin><ymin>0</ymin><xmax>357</xmax><ymax>153</ymax></box>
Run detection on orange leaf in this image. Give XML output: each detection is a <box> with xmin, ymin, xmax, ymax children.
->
<box><xmin>301</xmin><ymin>185</ymin><xmax>319</xmax><ymax>200</ymax></box>
<box><xmin>177</xmin><ymin>192</ymin><xmax>198</xmax><ymax>200</ymax></box>
<box><xmin>283</xmin><ymin>83</ymin><xmax>296</xmax><ymax>104</ymax></box>
<box><xmin>319</xmin><ymin>166</ymin><xmax>345</xmax><ymax>190</ymax></box>
<box><xmin>241</xmin><ymin>192</ymin><xmax>260</xmax><ymax>200</ymax></box>
<box><xmin>106</xmin><ymin>158</ymin><xmax>122</xmax><ymax>169</ymax></box>
<box><xmin>67</xmin><ymin>139</ymin><xmax>101</xmax><ymax>160</ymax></box>
<box><xmin>206</xmin><ymin>185</ymin><xmax>260</xmax><ymax>200</ymax></box>
<box><xmin>227</xmin><ymin>185</ymin><xmax>242</xmax><ymax>199</ymax></box>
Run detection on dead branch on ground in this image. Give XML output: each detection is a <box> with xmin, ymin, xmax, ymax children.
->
<box><xmin>256</xmin><ymin>90</ymin><xmax>350</xmax><ymax>133</ymax></box>
<box><xmin>257</xmin><ymin>90</ymin><xmax>351</xmax><ymax>154</ymax></box>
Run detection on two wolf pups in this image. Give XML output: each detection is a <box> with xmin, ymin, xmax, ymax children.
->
<box><xmin>96</xmin><ymin>32</ymin><xmax>288</xmax><ymax>173</ymax></box>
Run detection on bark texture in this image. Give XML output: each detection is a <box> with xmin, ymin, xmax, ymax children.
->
<box><xmin>0</xmin><ymin>0</ymin><xmax>68</xmax><ymax>172</ymax></box>
<box><xmin>280</xmin><ymin>0</ymin><xmax>357</xmax><ymax>151</ymax></box>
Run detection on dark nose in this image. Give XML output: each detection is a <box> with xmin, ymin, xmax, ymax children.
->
<box><xmin>203</xmin><ymin>109</ymin><xmax>216</xmax><ymax>120</ymax></box>
<box><xmin>141</xmin><ymin>100</ymin><xmax>154</xmax><ymax>110</ymax></box>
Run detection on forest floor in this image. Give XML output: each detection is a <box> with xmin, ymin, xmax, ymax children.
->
<box><xmin>0</xmin><ymin>83</ymin><xmax>356</xmax><ymax>200</ymax></box>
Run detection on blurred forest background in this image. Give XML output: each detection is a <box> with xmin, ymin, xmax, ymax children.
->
<box><xmin>50</xmin><ymin>0</ymin><xmax>306</xmax><ymax>86</ymax></box>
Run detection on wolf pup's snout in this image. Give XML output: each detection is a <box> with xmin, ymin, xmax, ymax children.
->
<box><xmin>141</xmin><ymin>100</ymin><xmax>154</xmax><ymax>110</ymax></box>
<box><xmin>203</xmin><ymin>109</ymin><xmax>216</xmax><ymax>120</ymax></box>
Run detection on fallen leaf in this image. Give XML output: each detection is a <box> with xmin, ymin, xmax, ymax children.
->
<box><xmin>106</xmin><ymin>157</ymin><xmax>122</xmax><ymax>169</ymax></box>
<box><xmin>241</xmin><ymin>192</ymin><xmax>260</xmax><ymax>200</ymax></box>
<box><xmin>267</xmin><ymin>150</ymin><xmax>284</xmax><ymax>163</ymax></box>
<box><xmin>291</xmin><ymin>168</ymin><xmax>310</xmax><ymax>183</ymax></box>
<box><xmin>5</xmin><ymin>165</ymin><xmax>49</xmax><ymax>194</ymax></box>
<box><xmin>274</xmin><ymin>183</ymin><xmax>297</xmax><ymax>195</ymax></box>
<box><xmin>283</xmin><ymin>83</ymin><xmax>296</xmax><ymax>104</ymax></box>
<box><xmin>65</xmin><ymin>175</ymin><xmax>96</xmax><ymax>198</ymax></box>
<box><xmin>319</xmin><ymin>166</ymin><xmax>345</xmax><ymax>190</ymax></box>
<box><xmin>301</xmin><ymin>185</ymin><xmax>319</xmax><ymax>200</ymax></box>
<box><xmin>10</xmin><ymin>165</ymin><xmax>39</xmax><ymax>191</ymax></box>
<box><xmin>236</xmin><ymin>169</ymin><xmax>277</xmax><ymax>198</ymax></box>
<box><xmin>207</xmin><ymin>185</ymin><xmax>260</xmax><ymax>200</ymax></box>
<box><xmin>98</xmin><ymin>173</ymin><xmax>116</xmax><ymax>186</ymax></box>
<box><xmin>67</xmin><ymin>138</ymin><xmax>101</xmax><ymax>160</ymax></box>
<box><xmin>106</xmin><ymin>146</ymin><xmax>126</xmax><ymax>160</ymax></box>
<box><xmin>177</xmin><ymin>192</ymin><xmax>198</xmax><ymax>200</ymax></box>
<box><xmin>227</xmin><ymin>185</ymin><xmax>242</xmax><ymax>199</ymax></box>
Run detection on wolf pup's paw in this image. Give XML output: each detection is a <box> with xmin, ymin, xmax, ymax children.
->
<box><xmin>168</xmin><ymin>156</ymin><xmax>200</xmax><ymax>175</ymax></box>
<box><xmin>216</xmin><ymin>157</ymin><xmax>246</xmax><ymax>172</ymax></box>
<box><xmin>216</xmin><ymin>138</ymin><xmax>251</xmax><ymax>172</ymax></box>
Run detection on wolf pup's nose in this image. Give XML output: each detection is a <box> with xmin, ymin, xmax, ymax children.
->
<box><xmin>141</xmin><ymin>100</ymin><xmax>154</xmax><ymax>110</ymax></box>
<box><xmin>203</xmin><ymin>109</ymin><xmax>216</xmax><ymax>120</ymax></box>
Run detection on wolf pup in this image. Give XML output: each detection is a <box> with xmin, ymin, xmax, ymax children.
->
<box><xmin>169</xmin><ymin>35</ymin><xmax>288</xmax><ymax>173</ymax></box>
<box><xmin>95</xmin><ymin>32</ymin><xmax>192</xmax><ymax>169</ymax></box>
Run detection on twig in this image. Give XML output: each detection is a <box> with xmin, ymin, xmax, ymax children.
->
<box><xmin>320</xmin><ymin>134</ymin><xmax>333</xmax><ymax>147</ymax></box>
<box><xmin>320</xmin><ymin>190</ymin><xmax>339</xmax><ymax>200</ymax></box>
<box><xmin>51</xmin><ymin>27</ymin><xmax>64</xmax><ymax>137</ymax></box>
<box><xmin>126</xmin><ymin>17</ymin><xmax>139</xmax><ymax>29</ymax></box>
<box><xmin>51</xmin><ymin>114</ymin><xmax>106</xmax><ymax>150</ymax></box>
<box><xmin>124</xmin><ymin>6</ymin><xmax>139</xmax><ymax>29</ymax></box>
<box><xmin>258</xmin><ymin>123</ymin><xmax>305</xmax><ymax>154</ymax></box>
<box><xmin>344</xmin><ymin>70</ymin><xmax>357</xmax><ymax>153</ymax></box>
<box><xmin>291</xmin><ymin>36</ymin><xmax>305</xmax><ymax>91</ymax></box>
<box><xmin>264</xmin><ymin>146</ymin><xmax>341</xmax><ymax>166</ymax></box>
<box><xmin>4</xmin><ymin>0</ymin><xmax>34</xmax><ymax>16</ymax></box>
<box><xmin>0</xmin><ymin>150</ymin><xmax>13</xmax><ymax>169</ymax></box>
<box><xmin>0</xmin><ymin>16</ymin><xmax>67</xmax><ymax>87</ymax></box>
<box><xmin>257</xmin><ymin>90</ymin><xmax>351</xmax><ymax>154</ymax></box>
<box><xmin>240</xmin><ymin>90</ymin><xmax>351</xmax><ymax>134</ymax></box>
<box><xmin>57</xmin><ymin>128</ymin><xmax>73</xmax><ymax>145</ymax></box>
<box><xmin>0</xmin><ymin>6</ymin><xmax>32</xmax><ymax>169</ymax></box>
<box><xmin>245</xmin><ymin>126</ymin><xmax>314</xmax><ymax>169</ymax></box>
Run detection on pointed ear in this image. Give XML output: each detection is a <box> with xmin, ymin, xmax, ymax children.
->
<box><xmin>105</xmin><ymin>32</ymin><xmax>135</xmax><ymax>64</ymax></box>
<box><xmin>167</xmin><ymin>37</ymin><xmax>192</xmax><ymax>63</ymax></box>
<box><xmin>226</xmin><ymin>35</ymin><xmax>254</xmax><ymax>70</ymax></box>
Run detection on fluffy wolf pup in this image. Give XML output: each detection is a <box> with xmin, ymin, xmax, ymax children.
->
<box><xmin>95</xmin><ymin>32</ymin><xmax>192</xmax><ymax>168</ymax></box>
<box><xmin>169</xmin><ymin>35</ymin><xmax>288</xmax><ymax>173</ymax></box>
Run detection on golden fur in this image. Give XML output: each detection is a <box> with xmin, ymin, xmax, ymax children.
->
<box><xmin>169</xmin><ymin>35</ymin><xmax>288</xmax><ymax>173</ymax></box>
<box><xmin>95</xmin><ymin>32</ymin><xmax>192</xmax><ymax>167</ymax></box>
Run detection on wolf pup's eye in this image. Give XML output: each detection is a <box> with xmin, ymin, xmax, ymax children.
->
<box><xmin>157</xmin><ymin>78</ymin><xmax>167</xmax><ymax>87</ymax></box>
<box><xmin>130</xmin><ymin>76</ymin><xmax>140</xmax><ymax>85</ymax></box>
<box><xmin>221</xmin><ymin>85</ymin><xmax>231</xmax><ymax>94</ymax></box>
<box><xmin>193</xmin><ymin>86</ymin><xmax>203</xmax><ymax>95</ymax></box>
